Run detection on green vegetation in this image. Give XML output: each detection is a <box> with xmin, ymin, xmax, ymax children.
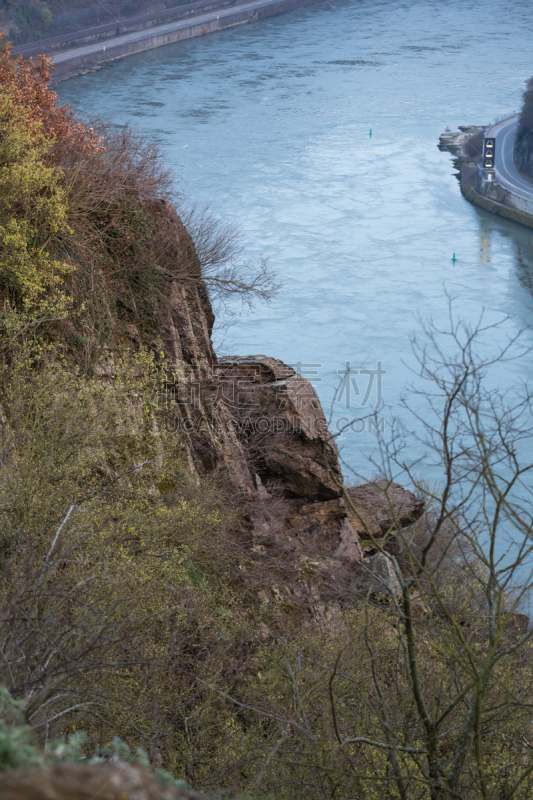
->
<box><xmin>3</xmin><ymin>43</ymin><xmax>533</xmax><ymax>800</ymax></box>
<box><xmin>0</xmin><ymin>92</ymin><xmax>72</xmax><ymax>304</ymax></box>
<box><xmin>1</xmin><ymin>0</ymin><xmax>207</xmax><ymax>46</ymax></box>
<box><xmin>516</xmin><ymin>76</ymin><xmax>533</xmax><ymax>181</ymax></box>
<box><xmin>0</xmin><ymin>41</ymin><xmax>274</xmax><ymax>787</ymax></box>
<box><xmin>0</xmin><ymin>682</ymin><xmax>192</xmax><ymax>792</ymax></box>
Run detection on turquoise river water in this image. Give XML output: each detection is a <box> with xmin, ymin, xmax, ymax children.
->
<box><xmin>59</xmin><ymin>0</ymin><xmax>533</xmax><ymax>491</ymax></box>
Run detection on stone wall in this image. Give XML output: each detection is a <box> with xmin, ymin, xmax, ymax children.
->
<box><xmin>476</xmin><ymin>166</ymin><xmax>533</xmax><ymax>216</ymax></box>
<box><xmin>460</xmin><ymin>162</ymin><xmax>533</xmax><ymax>231</ymax></box>
<box><xmin>14</xmin><ymin>0</ymin><xmax>236</xmax><ymax>58</ymax></box>
<box><xmin>51</xmin><ymin>0</ymin><xmax>327</xmax><ymax>81</ymax></box>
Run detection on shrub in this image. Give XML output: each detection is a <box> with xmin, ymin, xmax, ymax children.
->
<box><xmin>516</xmin><ymin>76</ymin><xmax>533</xmax><ymax>180</ymax></box>
<box><xmin>0</xmin><ymin>343</ymin><xmax>250</xmax><ymax>768</ymax></box>
<box><xmin>0</xmin><ymin>90</ymin><xmax>73</xmax><ymax>306</ymax></box>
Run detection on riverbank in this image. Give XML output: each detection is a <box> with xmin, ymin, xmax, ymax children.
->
<box><xmin>440</xmin><ymin>125</ymin><xmax>533</xmax><ymax>232</ymax></box>
<box><xmin>12</xmin><ymin>0</ymin><xmax>237</xmax><ymax>58</ymax></box>
<box><xmin>48</xmin><ymin>0</ymin><xmax>326</xmax><ymax>82</ymax></box>
<box><xmin>460</xmin><ymin>162</ymin><xmax>533</xmax><ymax>231</ymax></box>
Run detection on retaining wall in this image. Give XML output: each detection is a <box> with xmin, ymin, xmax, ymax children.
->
<box><xmin>51</xmin><ymin>0</ymin><xmax>326</xmax><ymax>81</ymax></box>
<box><xmin>14</xmin><ymin>0</ymin><xmax>236</xmax><ymax>58</ymax></box>
<box><xmin>460</xmin><ymin>162</ymin><xmax>533</xmax><ymax>231</ymax></box>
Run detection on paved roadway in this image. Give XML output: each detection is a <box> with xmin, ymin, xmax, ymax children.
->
<box><xmin>493</xmin><ymin>115</ymin><xmax>533</xmax><ymax>196</ymax></box>
<box><xmin>52</xmin><ymin>0</ymin><xmax>289</xmax><ymax>65</ymax></box>
<box><xmin>13</xmin><ymin>0</ymin><xmax>232</xmax><ymax>58</ymax></box>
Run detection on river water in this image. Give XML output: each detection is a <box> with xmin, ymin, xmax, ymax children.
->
<box><xmin>59</xmin><ymin>0</ymin><xmax>533</xmax><ymax>488</ymax></box>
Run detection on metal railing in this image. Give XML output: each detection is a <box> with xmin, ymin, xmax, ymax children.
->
<box><xmin>496</xmin><ymin>173</ymin><xmax>533</xmax><ymax>203</ymax></box>
<box><xmin>484</xmin><ymin>112</ymin><xmax>520</xmax><ymax>139</ymax></box>
<box><xmin>480</xmin><ymin>113</ymin><xmax>533</xmax><ymax>202</ymax></box>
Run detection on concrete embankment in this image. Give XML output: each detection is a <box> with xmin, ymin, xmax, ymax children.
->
<box><xmin>460</xmin><ymin>162</ymin><xmax>533</xmax><ymax>231</ymax></box>
<box><xmin>14</xmin><ymin>0</ymin><xmax>236</xmax><ymax>58</ymax></box>
<box><xmin>51</xmin><ymin>0</ymin><xmax>325</xmax><ymax>81</ymax></box>
<box><xmin>442</xmin><ymin>121</ymin><xmax>533</xmax><ymax>232</ymax></box>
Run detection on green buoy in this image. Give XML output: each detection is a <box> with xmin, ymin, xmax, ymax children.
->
<box><xmin>369</xmin><ymin>128</ymin><xmax>372</xmax><ymax>137</ymax></box>
<box><xmin>452</xmin><ymin>253</ymin><xmax>456</xmax><ymax>262</ymax></box>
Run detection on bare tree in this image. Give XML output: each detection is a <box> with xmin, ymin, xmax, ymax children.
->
<box><xmin>323</xmin><ymin>307</ymin><xmax>533</xmax><ymax>799</ymax></box>
<box><xmin>180</xmin><ymin>204</ymin><xmax>281</xmax><ymax>315</ymax></box>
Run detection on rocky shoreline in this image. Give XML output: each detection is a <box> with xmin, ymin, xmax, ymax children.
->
<box><xmin>438</xmin><ymin>125</ymin><xmax>488</xmax><ymax>157</ymax></box>
<box><xmin>439</xmin><ymin>123</ymin><xmax>533</xmax><ymax>230</ymax></box>
<box><xmin>438</xmin><ymin>124</ymin><xmax>487</xmax><ymax>178</ymax></box>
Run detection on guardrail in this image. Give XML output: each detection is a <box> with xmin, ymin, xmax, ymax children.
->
<box><xmin>12</xmin><ymin>0</ymin><xmax>235</xmax><ymax>57</ymax></box>
<box><xmin>484</xmin><ymin>112</ymin><xmax>519</xmax><ymax>139</ymax></box>
<box><xmin>483</xmin><ymin>113</ymin><xmax>533</xmax><ymax>201</ymax></box>
<box><xmin>496</xmin><ymin>173</ymin><xmax>533</xmax><ymax>202</ymax></box>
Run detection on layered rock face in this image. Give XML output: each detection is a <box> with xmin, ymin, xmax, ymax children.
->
<box><xmin>114</xmin><ymin>202</ymin><xmax>423</xmax><ymax>584</ymax></box>
<box><xmin>217</xmin><ymin>355</ymin><xmax>364</xmax><ymax>567</ymax></box>
<box><xmin>211</xmin><ymin>357</ymin><xmax>424</xmax><ymax>585</ymax></box>
<box><xmin>122</xmin><ymin>200</ymin><xmax>255</xmax><ymax>494</ymax></box>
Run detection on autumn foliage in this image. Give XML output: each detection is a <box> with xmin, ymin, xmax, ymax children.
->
<box><xmin>0</xmin><ymin>38</ymin><xmax>176</xmax><ymax>339</ymax></box>
<box><xmin>0</xmin><ymin>34</ymin><xmax>101</xmax><ymax>160</ymax></box>
<box><xmin>4</xmin><ymin>40</ymin><xmax>533</xmax><ymax>800</ymax></box>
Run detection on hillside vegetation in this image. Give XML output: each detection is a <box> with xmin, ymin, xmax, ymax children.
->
<box><xmin>1</xmin><ymin>0</ymin><xmax>193</xmax><ymax>46</ymax></box>
<box><xmin>516</xmin><ymin>76</ymin><xmax>533</xmax><ymax>181</ymax></box>
<box><xmin>3</xmin><ymin>42</ymin><xmax>533</xmax><ymax>800</ymax></box>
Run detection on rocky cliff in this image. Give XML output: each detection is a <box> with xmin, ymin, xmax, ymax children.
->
<box><xmin>143</xmin><ymin>201</ymin><xmax>423</xmax><ymax>600</ymax></box>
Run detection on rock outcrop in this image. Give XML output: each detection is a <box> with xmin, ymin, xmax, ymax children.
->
<box><xmin>216</xmin><ymin>356</ymin><xmax>364</xmax><ymax>567</ymax></box>
<box><xmin>438</xmin><ymin>125</ymin><xmax>487</xmax><ymax>158</ymax></box>
<box><xmin>438</xmin><ymin>125</ymin><xmax>488</xmax><ymax>181</ymax></box>
<box><xmin>217</xmin><ymin>355</ymin><xmax>341</xmax><ymax>499</ymax></box>
<box><xmin>98</xmin><ymin>203</ymin><xmax>423</xmax><ymax>591</ymax></box>
<box><xmin>0</xmin><ymin>763</ymin><xmax>204</xmax><ymax>800</ymax></box>
<box><xmin>211</xmin><ymin>357</ymin><xmax>424</xmax><ymax>592</ymax></box>
<box><xmin>346</xmin><ymin>480</ymin><xmax>424</xmax><ymax>545</ymax></box>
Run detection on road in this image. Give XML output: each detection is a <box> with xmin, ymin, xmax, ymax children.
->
<box><xmin>493</xmin><ymin>115</ymin><xmax>533</xmax><ymax>196</ymax></box>
<box><xmin>13</xmin><ymin>0</ymin><xmax>232</xmax><ymax>58</ymax></box>
<box><xmin>51</xmin><ymin>0</ymin><xmax>304</xmax><ymax>66</ymax></box>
